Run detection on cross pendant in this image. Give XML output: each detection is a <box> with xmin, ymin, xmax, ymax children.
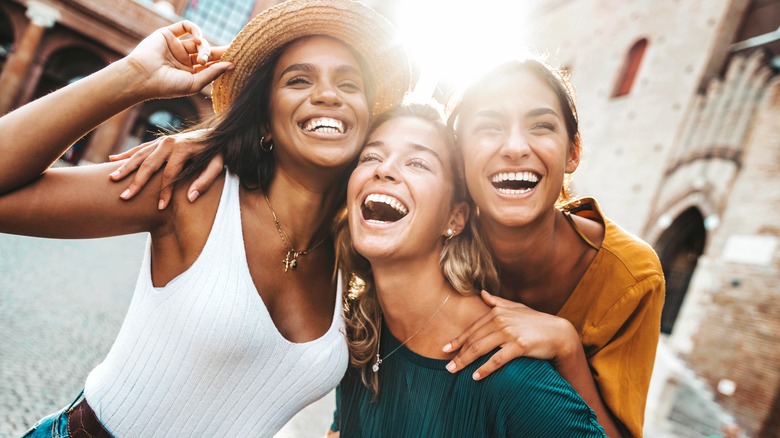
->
<box><xmin>283</xmin><ymin>250</ymin><xmax>299</xmax><ymax>272</ymax></box>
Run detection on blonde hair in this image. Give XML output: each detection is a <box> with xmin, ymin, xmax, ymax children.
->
<box><xmin>334</xmin><ymin>103</ymin><xmax>499</xmax><ymax>397</ymax></box>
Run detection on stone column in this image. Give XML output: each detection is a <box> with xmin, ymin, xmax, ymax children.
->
<box><xmin>0</xmin><ymin>1</ymin><xmax>59</xmax><ymax>115</ymax></box>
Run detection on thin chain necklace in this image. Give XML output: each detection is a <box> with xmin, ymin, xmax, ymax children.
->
<box><xmin>264</xmin><ymin>193</ymin><xmax>329</xmax><ymax>273</ymax></box>
<box><xmin>373</xmin><ymin>292</ymin><xmax>451</xmax><ymax>373</ymax></box>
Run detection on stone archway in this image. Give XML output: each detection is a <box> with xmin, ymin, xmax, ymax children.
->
<box><xmin>655</xmin><ymin>207</ymin><xmax>707</xmax><ymax>334</ymax></box>
<box><xmin>33</xmin><ymin>46</ymin><xmax>106</xmax><ymax>164</ymax></box>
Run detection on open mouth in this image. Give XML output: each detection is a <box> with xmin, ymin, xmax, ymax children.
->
<box><xmin>362</xmin><ymin>193</ymin><xmax>409</xmax><ymax>223</ymax></box>
<box><xmin>302</xmin><ymin>117</ymin><xmax>346</xmax><ymax>134</ymax></box>
<box><xmin>491</xmin><ymin>171</ymin><xmax>540</xmax><ymax>194</ymax></box>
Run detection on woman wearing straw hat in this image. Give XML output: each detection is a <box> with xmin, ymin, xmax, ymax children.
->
<box><xmin>0</xmin><ymin>0</ymin><xmax>409</xmax><ymax>436</ymax></box>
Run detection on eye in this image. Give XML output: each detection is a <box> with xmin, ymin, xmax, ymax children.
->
<box><xmin>285</xmin><ymin>76</ymin><xmax>312</xmax><ymax>87</ymax></box>
<box><xmin>359</xmin><ymin>152</ymin><xmax>381</xmax><ymax>163</ymax></box>
<box><xmin>408</xmin><ymin>158</ymin><xmax>432</xmax><ymax>171</ymax></box>
<box><xmin>531</xmin><ymin>122</ymin><xmax>557</xmax><ymax>132</ymax></box>
<box><xmin>339</xmin><ymin>79</ymin><xmax>364</xmax><ymax>93</ymax></box>
<box><xmin>473</xmin><ymin>122</ymin><xmax>503</xmax><ymax>134</ymax></box>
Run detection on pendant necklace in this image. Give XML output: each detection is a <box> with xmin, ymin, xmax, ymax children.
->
<box><xmin>264</xmin><ymin>193</ymin><xmax>328</xmax><ymax>272</ymax></box>
<box><xmin>372</xmin><ymin>292</ymin><xmax>451</xmax><ymax>373</ymax></box>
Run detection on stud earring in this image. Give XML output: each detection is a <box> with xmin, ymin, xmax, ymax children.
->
<box><xmin>260</xmin><ymin>136</ymin><xmax>273</xmax><ymax>152</ymax></box>
<box><xmin>446</xmin><ymin>229</ymin><xmax>455</xmax><ymax>242</ymax></box>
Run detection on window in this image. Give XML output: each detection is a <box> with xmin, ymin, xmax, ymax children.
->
<box><xmin>183</xmin><ymin>0</ymin><xmax>255</xmax><ymax>44</ymax></box>
<box><xmin>612</xmin><ymin>38</ymin><xmax>648</xmax><ymax>98</ymax></box>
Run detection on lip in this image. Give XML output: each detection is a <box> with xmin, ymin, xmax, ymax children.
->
<box><xmin>298</xmin><ymin>113</ymin><xmax>350</xmax><ymax>139</ymax></box>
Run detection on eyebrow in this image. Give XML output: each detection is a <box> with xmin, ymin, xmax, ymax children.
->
<box><xmin>473</xmin><ymin>107</ymin><xmax>560</xmax><ymax>120</ymax></box>
<box><xmin>279</xmin><ymin>63</ymin><xmax>363</xmax><ymax>78</ymax></box>
<box><xmin>363</xmin><ymin>141</ymin><xmax>445</xmax><ymax>166</ymax></box>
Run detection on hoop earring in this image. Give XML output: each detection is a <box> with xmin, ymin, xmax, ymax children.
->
<box><xmin>260</xmin><ymin>136</ymin><xmax>273</xmax><ymax>152</ymax></box>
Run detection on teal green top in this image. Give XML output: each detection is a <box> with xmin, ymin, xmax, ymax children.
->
<box><xmin>333</xmin><ymin>324</ymin><xmax>606</xmax><ymax>437</ymax></box>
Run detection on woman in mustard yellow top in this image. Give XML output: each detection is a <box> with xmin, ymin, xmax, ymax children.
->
<box><xmin>111</xmin><ymin>57</ymin><xmax>663</xmax><ymax>437</ymax></box>
<box><xmin>441</xmin><ymin>59</ymin><xmax>665</xmax><ymax>437</ymax></box>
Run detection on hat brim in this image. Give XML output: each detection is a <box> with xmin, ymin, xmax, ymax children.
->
<box><xmin>212</xmin><ymin>0</ymin><xmax>411</xmax><ymax>117</ymax></box>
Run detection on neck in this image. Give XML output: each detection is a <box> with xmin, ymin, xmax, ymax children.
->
<box><xmin>263</xmin><ymin>167</ymin><xmax>345</xmax><ymax>249</ymax></box>
<box><xmin>373</xmin><ymin>250</ymin><xmax>450</xmax><ymax>338</ymax></box>
<box><xmin>372</xmin><ymin>250</ymin><xmax>490</xmax><ymax>358</ymax></box>
<box><xmin>480</xmin><ymin>208</ymin><xmax>568</xmax><ymax>292</ymax></box>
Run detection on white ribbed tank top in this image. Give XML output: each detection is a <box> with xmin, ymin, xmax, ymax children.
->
<box><xmin>84</xmin><ymin>171</ymin><xmax>348</xmax><ymax>437</ymax></box>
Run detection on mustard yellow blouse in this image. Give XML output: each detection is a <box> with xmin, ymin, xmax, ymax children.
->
<box><xmin>559</xmin><ymin>198</ymin><xmax>665</xmax><ymax>437</ymax></box>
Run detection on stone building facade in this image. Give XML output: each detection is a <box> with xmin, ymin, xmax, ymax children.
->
<box><xmin>521</xmin><ymin>0</ymin><xmax>779</xmax><ymax>436</ymax></box>
<box><xmin>0</xmin><ymin>0</ymin><xmax>283</xmax><ymax>164</ymax></box>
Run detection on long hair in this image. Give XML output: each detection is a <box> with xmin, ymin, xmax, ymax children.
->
<box><xmin>447</xmin><ymin>58</ymin><xmax>582</xmax><ymax>206</ymax></box>
<box><xmin>335</xmin><ymin>103</ymin><xmax>499</xmax><ymax>397</ymax></box>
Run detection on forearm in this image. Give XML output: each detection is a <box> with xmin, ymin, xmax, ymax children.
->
<box><xmin>0</xmin><ymin>59</ymin><xmax>150</xmax><ymax>193</ymax></box>
<box><xmin>555</xmin><ymin>343</ymin><xmax>623</xmax><ymax>437</ymax></box>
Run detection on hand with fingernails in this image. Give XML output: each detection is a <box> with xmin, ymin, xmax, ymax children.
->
<box><xmin>442</xmin><ymin>290</ymin><xmax>581</xmax><ymax>381</ymax></box>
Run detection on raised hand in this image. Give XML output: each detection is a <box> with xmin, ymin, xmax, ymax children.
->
<box><xmin>109</xmin><ymin>130</ymin><xmax>224</xmax><ymax>209</ymax></box>
<box><xmin>442</xmin><ymin>290</ymin><xmax>581</xmax><ymax>380</ymax></box>
<box><xmin>123</xmin><ymin>21</ymin><xmax>232</xmax><ymax>99</ymax></box>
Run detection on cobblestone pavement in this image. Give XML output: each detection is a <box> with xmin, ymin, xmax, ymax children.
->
<box><xmin>0</xmin><ymin>233</ymin><xmax>333</xmax><ymax>438</ymax></box>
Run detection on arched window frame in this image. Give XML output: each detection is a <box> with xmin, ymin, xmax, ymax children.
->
<box><xmin>612</xmin><ymin>38</ymin><xmax>649</xmax><ymax>98</ymax></box>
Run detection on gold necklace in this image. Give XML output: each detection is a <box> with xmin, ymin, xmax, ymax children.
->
<box><xmin>264</xmin><ymin>193</ymin><xmax>329</xmax><ymax>273</ymax></box>
<box><xmin>372</xmin><ymin>292</ymin><xmax>451</xmax><ymax>373</ymax></box>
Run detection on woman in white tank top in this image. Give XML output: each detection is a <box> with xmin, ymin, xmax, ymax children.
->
<box><xmin>0</xmin><ymin>1</ymin><xmax>410</xmax><ymax>436</ymax></box>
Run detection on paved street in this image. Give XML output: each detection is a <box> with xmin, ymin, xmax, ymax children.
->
<box><xmin>0</xmin><ymin>232</ymin><xmax>333</xmax><ymax>438</ymax></box>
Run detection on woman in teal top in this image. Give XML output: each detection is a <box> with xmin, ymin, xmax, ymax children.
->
<box><xmin>331</xmin><ymin>103</ymin><xmax>605</xmax><ymax>437</ymax></box>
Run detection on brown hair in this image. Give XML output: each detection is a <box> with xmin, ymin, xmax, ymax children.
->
<box><xmin>447</xmin><ymin>58</ymin><xmax>582</xmax><ymax>206</ymax></box>
<box><xmin>335</xmin><ymin>103</ymin><xmax>499</xmax><ymax>397</ymax></box>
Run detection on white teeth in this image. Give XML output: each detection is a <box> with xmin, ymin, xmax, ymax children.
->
<box><xmin>497</xmin><ymin>188</ymin><xmax>534</xmax><ymax>195</ymax></box>
<box><xmin>364</xmin><ymin>193</ymin><xmax>408</xmax><ymax>216</ymax></box>
<box><xmin>303</xmin><ymin>117</ymin><xmax>345</xmax><ymax>134</ymax></box>
<box><xmin>491</xmin><ymin>171</ymin><xmax>539</xmax><ymax>183</ymax></box>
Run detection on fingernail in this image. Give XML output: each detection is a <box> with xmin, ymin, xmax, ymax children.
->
<box><xmin>446</xmin><ymin>361</ymin><xmax>455</xmax><ymax>372</ymax></box>
<box><xmin>120</xmin><ymin>189</ymin><xmax>131</xmax><ymax>200</ymax></box>
<box><xmin>110</xmin><ymin>170</ymin><xmax>120</xmax><ymax>179</ymax></box>
<box><xmin>442</xmin><ymin>343</ymin><xmax>452</xmax><ymax>352</ymax></box>
<box><xmin>188</xmin><ymin>190</ymin><xmax>199</xmax><ymax>202</ymax></box>
<box><xmin>158</xmin><ymin>199</ymin><xmax>166</xmax><ymax>210</ymax></box>
<box><xmin>473</xmin><ymin>371</ymin><xmax>481</xmax><ymax>380</ymax></box>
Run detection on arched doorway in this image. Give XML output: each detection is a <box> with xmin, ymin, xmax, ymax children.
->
<box><xmin>122</xmin><ymin>98</ymin><xmax>200</xmax><ymax>152</ymax></box>
<box><xmin>655</xmin><ymin>207</ymin><xmax>707</xmax><ymax>334</ymax></box>
<box><xmin>0</xmin><ymin>9</ymin><xmax>13</xmax><ymax>73</ymax></box>
<box><xmin>34</xmin><ymin>47</ymin><xmax>106</xmax><ymax>164</ymax></box>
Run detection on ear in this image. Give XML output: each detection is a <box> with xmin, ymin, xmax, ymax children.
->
<box><xmin>565</xmin><ymin>141</ymin><xmax>581</xmax><ymax>174</ymax></box>
<box><xmin>442</xmin><ymin>201</ymin><xmax>470</xmax><ymax>238</ymax></box>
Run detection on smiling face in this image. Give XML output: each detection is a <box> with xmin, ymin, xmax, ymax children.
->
<box><xmin>268</xmin><ymin>36</ymin><xmax>371</xmax><ymax>174</ymax></box>
<box><xmin>348</xmin><ymin>115</ymin><xmax>462</xmax><ymax>263</ymax></box>
<box><xmin>457</xmin><ymin>68</ymin><xmax>580</xmax><ymax>229</ymax></box>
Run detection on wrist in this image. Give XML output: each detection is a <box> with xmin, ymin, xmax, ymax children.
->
<box><xmin>553</xmin><ymin>318</ymin><xmax>583</xmax><ymax>364</ymax></box>
<box><xmin>106</xmin><ymin>58</ymin><xmax>158</xmax><ymax>103</ymax></box>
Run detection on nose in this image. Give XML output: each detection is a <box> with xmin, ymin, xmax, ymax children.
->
<box><xmin>373</xmin><ymin>158</ymin><xmax>398</xmax><ymax>182</ymax></box>
<box><xmin>311</xmin><ymin>80</ymin><xmax>342</xmax><ymax>107</ymax></box>
<box><xmin>500</xmin><ymin>128</ymin><xmax>531</xmax><ymax>161</ymax></box>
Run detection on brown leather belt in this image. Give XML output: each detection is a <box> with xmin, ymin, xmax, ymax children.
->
<box><xmin>67</xmin><ymin>398</ymin><xmax>113</xmax><ymax>438</ymax></box>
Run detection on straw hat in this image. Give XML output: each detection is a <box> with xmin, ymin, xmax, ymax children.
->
<box><xmin>211</xmin><ymin>0</ymin><xmax>411</xmax><ymax>117</ymax></box>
